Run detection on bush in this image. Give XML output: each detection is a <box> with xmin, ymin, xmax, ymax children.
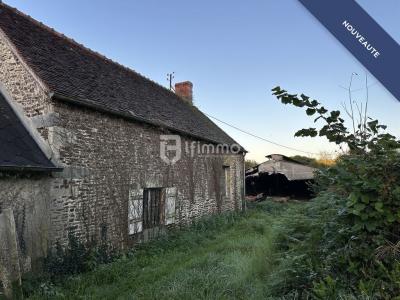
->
<box><xmin>268</xmin><ymin>86</ymin><xmax>400</xmax><ymax>298</ymax></box>
<box><xmin>21</xmin><ymin>232</ymin><xmax>117</xmax><ymax>298</ymax></box>
<box><xmin>44</xmin><ymin>232</ymin><xmax>116</xmax><ymax>278</ymax></box>
<box><xmin>266</xmin><ymin>193</ymin><xmax>347</xmax><ymax>297</ymax></box>
<box><xmin>266</xmin><ymin>191</ymin><xmax>400</xmax><ymax>298</ymax></box>
<box><xmin>269</xmin><ymin>155</ymin><xmax>400</xmax><ymax>299</ymax></box>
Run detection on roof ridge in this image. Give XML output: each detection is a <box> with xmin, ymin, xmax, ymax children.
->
<box><xmin>0</xmin><ymin>2</ymin><xmax>182</xmax><ymax>100</ymax></box>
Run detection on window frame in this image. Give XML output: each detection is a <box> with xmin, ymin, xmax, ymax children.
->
<box><xmin>128</xmin><ymin>186</ymin><xmax>177</xmax><ymax>235</ymax></box>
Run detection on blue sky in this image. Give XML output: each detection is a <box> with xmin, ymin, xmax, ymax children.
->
<box><xmin>5</xmin><ymin>0</ymin><xmax>400</xmax><ymax>162</ymax></box>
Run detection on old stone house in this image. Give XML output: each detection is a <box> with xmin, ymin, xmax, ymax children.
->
<box><xmin>0</xmin><ymin>2</ymin><xmax>245</xmax><ymax>270</ymax></box>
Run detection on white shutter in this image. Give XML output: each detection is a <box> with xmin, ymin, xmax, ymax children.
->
<box><xmin>225</xmin><ymin>167</ymin><xmax>231</xmax><ymax>197</ymax></box>
<box><xmin>165</xmin><ymin>187</ymin><xmax>177</xmax><ymax>225</ymax></box>
<box><xmin>128</xmin><ymin>189</ymin><xmax>143</xmax><ymax>234</ymax></box>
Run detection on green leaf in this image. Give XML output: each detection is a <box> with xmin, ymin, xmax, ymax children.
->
<box><xmin>317</xmin><ymin>107</ymin><xmax>328</xmax><ymax>114</ymax></box>
<box><xmin>294</xmin><ymin>128</ymin><xmax>318</xmax><ymax>137</ymax></box>
<box><xmin>347</xmin><ymin>193</ymin><xmax>358</xmax><ymax>206</ymax></box>
<box><xmin>306</xmin><ymin>108</ymin><xmax>316</xmax><ymax>116</ymax></box>
<box><xmin>281</xmin><ymin>96</ymin><xmax>292</xmax><ymax>104</ymax></box>
<box><xmin>354</xmin><ymin>203</ymin><xmax>366</xmax><ymax>211</ymax></box>
<box><xmin>353</xmin><ymin>223</ymin><xmax>364</xmax><ymax>231</ymax></box>
<box><xmin>377</xmin><ymin>125</ymin><xmax>387</xmax><ymax>130</ymax></box>
<box><xmin>330</xmin><ymin>110</ymin><xmax>340</xmax><ymax>120</ymax></box>
<box><xmin>366</xmin><ymin>222</ymin><xmax>377</xmax><ymax>232</ymax></box>
<box><xmin>360</xmin><ymin>194</ymin><xmax>371</xmax><ymax>204</ymax></box>
<box><xmin>300</xmin><ymin>94</ymin><xmax>309</xmax><ymax>101</ymax></box>
<box><xmin>387</xmin><ymin>213</ymin><xmax>396</xmax><ymax>223</ymax></box>
<box><xmin>292</xmin><ymin>98</ymin><xmax>305</xmax><ymax>107</ymax></box>
<box><xmin>367</xmin><ymin>120</ymin><xmax>379</xmax><ymax>133</ymax></box>
<box><xmin>271</xmin><ymin>86</ymin><xmax>281</xmax><ymax>93</ymax></box>
<box><xmin>374</xmin><ymin>202</ymin><xmax>383</xmax><ymax>212</ymax></box>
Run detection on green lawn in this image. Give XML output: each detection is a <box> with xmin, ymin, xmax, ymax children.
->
<box><xmin>30</xmin><ymin>201</ymin><xmax>297</xmax><ymax>300</ymax></box>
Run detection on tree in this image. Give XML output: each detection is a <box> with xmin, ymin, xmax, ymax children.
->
<box><xmin>291</xmin><ymin>153</ymin><xmax>336</xmax><ymax>168</ymax></box>
<box><xmin>271</xmin><ymin>86</ymin><xmax>399</xmax><ymax>154</ymax></box>
<box><xmin>245</xmin><ymin>159</ymin><xmax>259</xmax><ymax>170</ymax></box>
<box><xmin>271</xmin><ymin>85</ymin><xmax>400</xmax><ymax>297</ymax></box>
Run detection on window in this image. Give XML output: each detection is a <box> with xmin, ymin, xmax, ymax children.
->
<box><xmin>143</xmin><ymin>188</ymin><xmax>163</xmax><ymax>229</ymax></box>
<box><xmin>128</xmin><ymin>187</ymin><xmax>177</xmax><ymax>235</ymax></box>
<box><xmin>223</xmin><ymin>166</ymin><xmax>231</xmax><ymax>197</ymax></box>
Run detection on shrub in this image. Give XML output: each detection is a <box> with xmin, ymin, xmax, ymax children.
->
<box><xmin>44</xmin><ymin>232</ymin><xmax>116</xmax><ymax>278</ymax></box>
<box><xmin>269</xmin><ymin>86</ymin><xmax>400</xmax><ymax>298</ymax></box>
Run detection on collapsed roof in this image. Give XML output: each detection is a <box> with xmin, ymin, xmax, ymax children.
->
<box><xmin>246</xmin><ymin>154</ymin><xmax>317</xmax><ymax>181</ymax></box>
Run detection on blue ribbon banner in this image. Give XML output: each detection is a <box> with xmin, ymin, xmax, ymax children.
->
<box><xmin>298</xmin><ymin>0</ymin><xmax>400</xmax><ymax>102</ymax></box>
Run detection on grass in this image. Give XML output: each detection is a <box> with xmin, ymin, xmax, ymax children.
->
<box><xmin>28</xmin><ymin>201</ymin><xmax>299</xmax><ymax>300</ymax></box>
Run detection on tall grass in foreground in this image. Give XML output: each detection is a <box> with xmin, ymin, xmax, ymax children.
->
<box><xmin>27</xmin><ymin>199</ymin><xmax>397</xmax><ymax>299</ymax></box>
<box><xmin>28</xmin><ymin>202</ymin><xmax>289</xmax><ymax>299</ymax></box>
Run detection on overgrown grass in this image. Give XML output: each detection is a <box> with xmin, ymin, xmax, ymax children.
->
<box><xmin>28</xmin><ymin>198</ymin><xmax>394</xmax><ymax>299</ymax></box>
<box><xmin>29</xmin><ymin>201</ymin><xmax>294</xmax><ymax>299</ymax></box>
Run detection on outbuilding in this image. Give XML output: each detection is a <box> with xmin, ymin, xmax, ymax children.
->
<box><xmin>246</xmin><ymin>154</ymin><xmax>316</xmax><ymax>199</ymax></box>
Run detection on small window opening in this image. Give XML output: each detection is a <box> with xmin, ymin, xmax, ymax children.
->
<box><xmin>143</xmin><ymin>188</ymin><xmax>164</xmax><ymax>229</ymax></box>
<box><xmin>222</xmin><ymin>166</ymin><xmax>231</xmax><ymax>197</ymax></box>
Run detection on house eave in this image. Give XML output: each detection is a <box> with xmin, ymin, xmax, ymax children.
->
<box><xmin>0</xmin><ymin>165</ymin><xmax>63</xmax><ymax>173</ymax></box>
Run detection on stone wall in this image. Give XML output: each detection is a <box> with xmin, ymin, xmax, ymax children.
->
<box><xmin>0</xmin><ymin>31</ymin><xmax>51</xmax><ymax>117</ymax></box>
<box><xmin>0</xmin><ymin>176</ymin><xmax>55</xmax><ymax>265</ymax></box>
<box><xmin>0</xmin><ymin>208</ymin><xmax>21</xmax><ymax>298</ymax></box>
<box><xmin>50</xmin><ymin>101</ymin><xmax>244</xmax><ymax>247</ymax></box>
<box><xmin>0</xmin><ymin>32</ymin><xmax>57</xmax><ymax>266</ymax></box>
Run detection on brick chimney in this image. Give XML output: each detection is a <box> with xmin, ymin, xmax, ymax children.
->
<box><xmin>175</xmin><ymin>81</ymin><xmax>193</xmax><ymax>105</ymax></box>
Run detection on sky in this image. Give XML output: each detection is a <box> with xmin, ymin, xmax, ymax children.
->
<box><xmin>5</xmin><ymin>0</ymin><xmax>400</xmax><ymax>162</ymax></box>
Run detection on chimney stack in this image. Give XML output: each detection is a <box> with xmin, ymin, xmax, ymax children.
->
<box><xmin>175</xmin><ymin>81</ymin><xmax>193</xmax><ymax>105</ymax></box>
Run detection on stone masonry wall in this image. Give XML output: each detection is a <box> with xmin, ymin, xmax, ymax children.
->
<box><xmin>0</xmin><ymin>32</ymin><xmax>51</xmax><ymax>117</ymax></box>
<box><xmin>51</xmin><ymin>101</ymin><xmax>244</xmax><ymax>248</ymax></box>
<box><xmin>0</xmin><ymin>33</ymin><xmax>58</xmax><ymax>265</ymax></box>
